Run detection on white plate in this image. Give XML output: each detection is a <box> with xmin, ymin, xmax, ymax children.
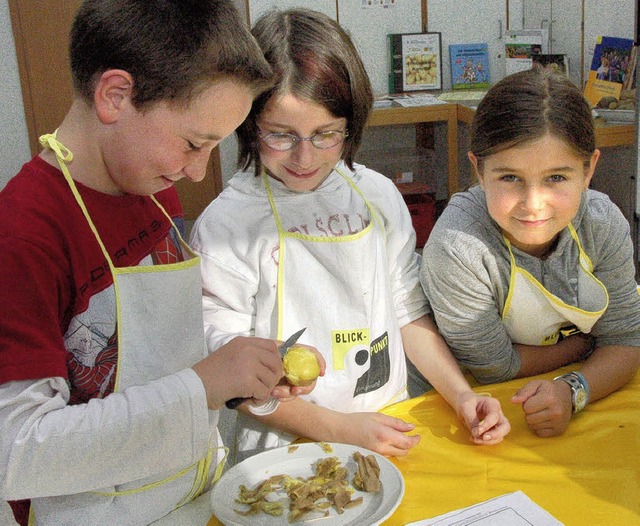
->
<box><xmin>594</xmin><ymin>109</ymin><xmax>635</xmax><ymax>123</ymax></box>
<box><xmin>210</xmin><ymin>442</ymin><xmax>404</xmax><ymax>526</ymax></box>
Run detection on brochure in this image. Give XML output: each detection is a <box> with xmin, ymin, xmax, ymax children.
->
<box><xmin>388</xmin><ymin>32</ymin><xmax>442</xmax><ymax>93</ymax></box>
<box><xmin>449</xmin><ymin>43</ymin><xmax>491</xmax><ymax>90</ymax></box>
<box><xmin>504</xmin><ymin>30</ymin><xmax>548</xmax><ymax>76</ymax></box>
<box><xmin>583</xmin><ymin>36</ymin><xmax>636</xmax><ymax>107</ymax></box>
<box><xmin>531</xmin><ymin>54</ymin><xmax>569</xmax><ymax>76</ymax></box>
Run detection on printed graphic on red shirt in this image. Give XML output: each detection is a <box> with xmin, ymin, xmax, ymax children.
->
<box><xmin>64</xmin><ymin>233</ymin><xmax>183</xmax><ymax>403</ymax></box>
<box><xmin>152</xmin><ymin>232</ymin><xmax>183</xmax><ymax>265</ymax></box>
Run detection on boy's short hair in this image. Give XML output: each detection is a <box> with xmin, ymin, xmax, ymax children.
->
<box><xmin>70</xmin><ymin>0</ymin><xmax>273</xmax><ymax>109</ymax></box>
<box><xmin>236</xmin><ymin>8</ymin><xmax>374</xmax><ymax>175</ymax></box>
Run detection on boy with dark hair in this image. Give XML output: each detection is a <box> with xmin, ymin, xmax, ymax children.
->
<box><xmin>0</xmin><ymin>1</ymin><xmax>318</xmax><ymax>524</ymax></box>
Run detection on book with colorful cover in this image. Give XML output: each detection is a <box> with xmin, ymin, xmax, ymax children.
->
<box><xmin>583</xmin><ymin>36</ymin><xmax>635</xmax><ymax>107</ymax></box>
<box><xmin>388</xmin><ymin>32</ymin><xmax>442</xmax><ymax>93</ymax></box>
<box><xmin>449</xmin><ymin>43</ymin><xmax>491</xmax><ymax>90</ymax></box>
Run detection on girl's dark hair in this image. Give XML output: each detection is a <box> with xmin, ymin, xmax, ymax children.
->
<box><xmin>236</xmin><ymin>8</ymin><xmax>374</xmax><ymax>175</ymax></box>
<box><xmin>470</xmin><ymin>66</ymin><xmax>595</xmax><ymax>166</ymax></box>
<box><xmin>70</xmin><ymin>0</ymin><xmax>274</xmax><ymax>109</ymax></box>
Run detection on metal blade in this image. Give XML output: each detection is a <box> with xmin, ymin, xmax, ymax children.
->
<box><xmin>277</xmin><ymin>327</ymin><xmax>306</xmax><ymax>357</ymax></box>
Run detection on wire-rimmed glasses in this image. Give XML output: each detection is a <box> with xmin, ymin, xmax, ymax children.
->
<box><xmin>258</xmin><ymin>129</ymin><xmax>348</xmax><ymax>151</ymax></box>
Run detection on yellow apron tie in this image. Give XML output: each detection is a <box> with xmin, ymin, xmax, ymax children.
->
<box><xmin>39</xmin><ymin>132</ymin><xmax>73</xmax><ymax>163</ymax></box>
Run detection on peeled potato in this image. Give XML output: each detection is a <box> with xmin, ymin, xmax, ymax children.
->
<box><xmin>282</xmin><ymin>346</ymin><xmax>320</xmax><ymax>386</ymax></box>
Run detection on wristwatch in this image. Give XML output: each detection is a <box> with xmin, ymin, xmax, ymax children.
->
<box><xmin>554</xmin><ymin>372</ymin><xmax>590</xmax><ymax>414</ymax></box>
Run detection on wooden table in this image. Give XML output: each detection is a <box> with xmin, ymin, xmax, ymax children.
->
<box><xmin>367</xmin><ymin>99</ymin><xmax>637</xmax><ymax>200</ymax></box>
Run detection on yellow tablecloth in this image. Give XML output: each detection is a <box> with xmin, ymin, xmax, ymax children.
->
<box><xmin>382</xmin><ymin>366</ymin><xmax>640</xmax><ymax>525</ymax></box>
<box><xmin>208</xmin><ymin>366</ymin><xmax>640</xmax><ymax>525</ymax></box>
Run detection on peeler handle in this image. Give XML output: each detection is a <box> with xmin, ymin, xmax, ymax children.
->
<box><xmin>225</xmin><ymin>397</ymin><xmax>245</xmax><ymax>409</ymax></box>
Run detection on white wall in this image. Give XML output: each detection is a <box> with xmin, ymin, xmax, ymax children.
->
<box><xmin>0</xmin><ymin>0</ymin><xmax>31</xmax><ymax>190</ymax></box>
<box><xmin>0</xmin><ymin>499</ymin><xmax>17</xmax><ymax>525</ymax></box>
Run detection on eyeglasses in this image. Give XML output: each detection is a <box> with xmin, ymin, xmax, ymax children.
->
<box><xmin>258</xmin><ymin>129</ymin><xmax>348</xmax><ymax>151</ymax></box>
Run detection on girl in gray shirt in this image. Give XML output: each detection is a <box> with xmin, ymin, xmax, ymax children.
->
<box><xmin>417</xmin><ymin>67</ymin><xmax>640</xmax><ymax>438</ymax></box>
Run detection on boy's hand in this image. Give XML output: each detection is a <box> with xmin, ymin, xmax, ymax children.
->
<box><xmin>192</xmin><ymin>336</ymin><xmax>283</xmax><ymax>409</ymax></box>
<box><xmin>457</xmin><ymin>392</ymin><xmax>511</xmax><ymax>445</ymax></box>
<box><xmin>336</xmin><ymin>412</ymin><xmax>420</xmax><ymax>457</ymax></box>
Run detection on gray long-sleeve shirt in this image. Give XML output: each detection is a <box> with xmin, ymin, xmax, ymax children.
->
<box><xmin>411</xmin><ymin>186</ymin><xmax>640</xmax><ymax>393</ymax></box>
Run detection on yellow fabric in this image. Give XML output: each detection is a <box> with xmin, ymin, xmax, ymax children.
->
<box><xmin>208</xmin><ymin>366</ymin><xmax>640</xmax><ymax>525</ymax></box>
<box><xmin>381</xmin><ymin>366</ymin><xmax>640</xmax><ymax>526</ymax></box>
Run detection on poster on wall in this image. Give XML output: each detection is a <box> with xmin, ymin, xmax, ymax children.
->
<box><xmin>361</xmin><ymin>0</ymin><xmax>397</xmax><ymax>7</ymax></box>
<box><xmin>388</xmin><ymin>32</ymin><xmax>442</xmax><ymax>93</ymax></box>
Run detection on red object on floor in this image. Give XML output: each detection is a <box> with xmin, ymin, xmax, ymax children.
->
<box><xmin>396</xmin><ymin>183</ymin><xmax>437</xmax><ymax>248</ymax></box>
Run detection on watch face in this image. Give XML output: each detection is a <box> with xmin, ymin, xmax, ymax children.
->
<box><xmin>574</xmin><ymin>388</ymin><xmax>588</xmax><ymax>412</ymax></box>
<box><xmin>554</xmin><ymin>373</ymin><xmax>589</xmax><ymax>413</ymax></box>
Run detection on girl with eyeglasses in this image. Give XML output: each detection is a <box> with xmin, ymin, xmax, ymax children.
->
<box><xmin>190</xmin><ymin>8</ymin><xmax>510</xmax><ymax>463</ymax></box>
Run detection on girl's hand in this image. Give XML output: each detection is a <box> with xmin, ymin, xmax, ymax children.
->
<box><xmin>271</xmin><ymin>346</ymin><xmax>326</xmax><ymax>402</ymax></box>
<box><xmin>336</xmin><ymin>412</ymin><xmax>421</xmax><ymax>457</ymax></box>
<box><xmin>457</xmin><ymin>392</ymin><xmax>511</xmax><ymax>445</ymax></box>
<box><xmin>511</xmin><ymin>379</ymin><xmax>573</xmax><ymax>437</ymax></box>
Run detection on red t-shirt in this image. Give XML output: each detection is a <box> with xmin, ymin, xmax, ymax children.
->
<box><xmin>0</xmin><ymin>156</ymin><xmax>184</xmax><ymax>388</ymax></box>
<box><xmin>1</xmin><ymin>155</ymin><xmax>186</xmax><ymax>526</ymax></box>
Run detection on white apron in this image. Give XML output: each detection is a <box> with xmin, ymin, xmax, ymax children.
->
<box><xmin>502</xmin><ymin>224</ymin><xmax>609</xmax><ymax>346</ymax></box>
<box><xmin>33</xmin><ymin>134</ymin><xmax>224</xmax><ymax>525</ymax></box>
<box><xmin>236</xmin><ymin>170</ymin><xmax>408</xmax><ymax>460</ymax></box>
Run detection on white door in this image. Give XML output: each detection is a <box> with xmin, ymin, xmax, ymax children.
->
<box><xmin>427</xmin><ymin>0</ymin><xmax>508</xmax><ymax>90</ymax></box>
<box><xmin>516</xmin><ymin>0</ymin><xmax>583</xmax><ymax>87</ymax></box>
<box><xmin>544</xmin><ymin>1</ymin><xmax>583</xmax><ymax>87</ymax></box>
<box><xmin>338</xmin><ymin>1</ymin><xmax>423</xmax><ymax>96</ymax></box>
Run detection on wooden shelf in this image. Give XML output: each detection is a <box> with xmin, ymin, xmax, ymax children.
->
<box><xmin>367</xmin><ymin>103</ymin><xmax>459</xmax><ymax>196</ymax></box>
<box><xmin>368</xmin><ymin>100</ymin><xmax>636</xmax><ymax>199</ymax></box>
<box><xmin>594</xmin><ymin>123</ymin><xmax>636</xmax><ymax>148</ymax></box>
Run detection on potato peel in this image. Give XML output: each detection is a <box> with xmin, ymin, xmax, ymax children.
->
<box><xmin>352</xmin><ymin>451</ymin><xmax>382</xmax><ymax>493</ymax></box>
<box><xmin>234</xmin><ymin>452</ymin><xmax>381</xmax><ymax>523</ymax></box>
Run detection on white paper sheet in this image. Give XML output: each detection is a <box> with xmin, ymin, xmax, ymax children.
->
<box><xmin>437</xmin><ymin>90</ymin><xmax>487</xmax><ymax>101</ymax></box>
<box><xmin>394</xmin><ymin>95</ymin><xmax>446</xmax><ymax>107</ymax></box>
<box><xmin>406</xmin><ymin>491</ymin><xmax>563</xmax><ymax>526</ymax></box>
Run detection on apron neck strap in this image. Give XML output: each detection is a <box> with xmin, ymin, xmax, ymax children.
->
<box><xmin>261</xmin><ymin>166</ymin><xmax>382</xmax><ymax>237</ymax></box>
<box><xmin>503</xmin><ymin>224</ymin><xmax>592</xmax><ymax>272</ymax></box>
<box><xmin>39</xmin><ymin>131</ymin><xmax>116</xmax><ymax>270</ymax></box>
<box><xmin>39</xmin><ymin>132</ymin><xmax>73</xmax><ymax>164</ymax></box>
<box><xmin>262</xmin><ymin>170</ymin><xmax>285</xmax><ymax>234</ymax></box>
